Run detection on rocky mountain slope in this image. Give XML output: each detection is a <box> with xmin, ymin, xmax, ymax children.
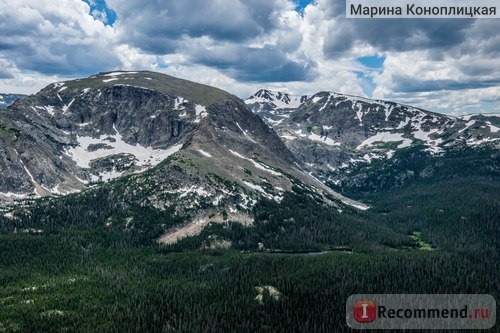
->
<box><xmin>0</xmin><ymin>72</ymin><xmax>369</xmax><ymax>242</ymax></box>
<box><xmin>3</xmin><ymin>75</ymin><xmax>498</xmax><ymax>243</ymax></box>
<box><xmin>246</xmin><ymin>90</ymin><xmax>500</xmax><ymax>186</ymax></box>
<box><xmin>0</xmin><ymin>93</ymin><xmax>26</xmax><ymax>110</ymax></box>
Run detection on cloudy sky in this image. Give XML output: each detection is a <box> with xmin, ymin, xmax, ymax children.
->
<box><xmin>0</xmin><ymin>0</ymin><xmax>499</xmax><ymax>115</ymax></box>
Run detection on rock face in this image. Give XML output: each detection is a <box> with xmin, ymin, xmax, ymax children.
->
<box><xmin>246</xmin><ymin>90</ymin><xmax>500</xmax><ymax>184</ymax></box>
<box><xmin>0</xmin><ymin>72</ymin><xmax>212</xmax><ymax>198</ymax></box>
<box><xmin>0</xmin><ymin>71</ymin><xmax>366</xmax><ymax>217</ymax></box>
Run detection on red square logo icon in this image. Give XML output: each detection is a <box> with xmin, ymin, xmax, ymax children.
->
<box><xmin>354</xmin><ymin>300</ymin><xmax>377</xmax><ymax>323</ymax></box>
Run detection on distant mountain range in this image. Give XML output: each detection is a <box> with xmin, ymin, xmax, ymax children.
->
<box><xmin>0</xmin><ymin>72</ymin><xmax>498</xmax><ymax>242</ymax></box>
<box><xmin>0</xmin><ymin>93</ymin><xmax>26</xmax><ymax>110</ymax></box>
<box><xmin>245</xmin><ymin>89</ymin><xmax>499</xmax><ymax>190</ymax></box>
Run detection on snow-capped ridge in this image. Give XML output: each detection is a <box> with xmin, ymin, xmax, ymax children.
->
<box><xmin>245</xmin><ymin>89</ymin><xmax>309</xmax><ymax>111</ymax></box>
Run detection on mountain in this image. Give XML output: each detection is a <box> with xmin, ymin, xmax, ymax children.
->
<box><xmin>245</xmin><ymin>89</ymin><xmax>309</xmax><ymax>112</ymax></box>
<box><xmin>0</xmin><ymin>71</ymin><xmax>369</xmax><ymax>242</ymax></box>
<box><xmin>0</xmin><ymin>93</ymin><xmax>26</xmax><ymax>110</ymax></box>
<box><xmin>1</xmin><ymin>75</ymin><xmax>499</xmax><ymax>333</ymax></box>
<box><xmin>245</xmin><ymin>90</ymin><xmax>500</xmax><ymax>189</ymax></box>
<box><xmin>245</xmin><ymin>89</ymin><xmax>309</xmax><ymax>126</ymax></box>
<box><xmin>2</xmin><ymin>75</ymin><xmax>498</xmax><ymax>242</ymax></box>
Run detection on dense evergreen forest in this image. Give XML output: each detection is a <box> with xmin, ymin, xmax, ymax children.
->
<box><xmin>0</xmin><ymin>148</ymin><xmax>499</xmax><ymax>332</ymax></box>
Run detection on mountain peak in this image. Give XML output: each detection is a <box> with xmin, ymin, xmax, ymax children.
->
<box><xmin>246</xmin><ymin>88</ymin><xmax>499</xmax><ymax>184</ymax></box>
<box><xmin>44</xmin><ymin>70</ymin><xmax>233</xmax><ymax>107</ymax></box>
<box><xmin>246</xmin><ymin>89</ymin><xmax>309</xmax><ymax>112</ymax></box>
<box><xmin>1</xmin><ymin>71</ymin><xmax>370</xmax><ymax>220</ymax></box>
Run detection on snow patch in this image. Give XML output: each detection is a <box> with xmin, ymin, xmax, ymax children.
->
<box><xmin>412</xmin><ymin>127</ymin><xmax>444</xmax><ymax>153</ymax></box>
<box><xmin>229</xmin><ymin>150</ymin><xmax>282</xmax><ymax>176</ymax></box>
<box><xmin>396</xmin><ymin>117</ymin><xmax>410</xmax><ymax>129</ymax></box>
<box><xmin>194</xmin><ymin>105</ymin><xmax>207</xmax><ymax>123</ymax></box>
<box><xmin>64</xmin><ymin>125</ymin><xmax>183</xmax><ymax>170</ymax></box>
<box><xmin>242</xmin><ymin>181</ymin><xmax>283</xmax><ymax>202</ymax></box>
<box><xmin>0</xmin><ymin>192</ymin><xmax>29</xmax><ymax>199</ymax></box>
<box><xmin>91</xmin><ymin>169</ymin><xmax>124</xmax><ymax>182</ymax></box>
<box><xmin>62</xmin><ymin>98</ymin><xmax>75</xmax><ymax>113</ymax></box>
<box><xmin>174</xmin><ymin>97</ymin><xmax>186</xmax><ymax>110</ymax></box>
<box><xmin>467</xmin><ymin>137</ymin><xmax>500</xmax><ymax>147</ymax></box>
<box><xmin>236</xmin><ymin>122</ymin><xmax>257</xmax><ymax>143</ymax></box>
<box><xmin>357</xmin><ymin>132</ymin><xmax>413</xmax><ymax>150</ymax></box>
<box><xmin>264</xmin><ymin>117</ymin><xmax>284</xmax><ymax>126</ymax></box>
<box><xmin>318</xmin><ymin>95</ymin><xmax>332</xmax><ymax>112</ymax></box>
<box><xmin>103</xmin><ymin>71</ymin><xmax>138</xmax><ymax>77</ymax></box>
<box><xmin>385</xmin><ymin>105</ymin><xmax>394</xmax><ymax>121</ymax></box>
<box><xmin>459</xmin><ymin>120</ymin><xmax>476</xmax><ymax>133</ymax></box>
<box><xmin>312</xmin><ymin>96</ymin><xmax>322</xmax><ymax>104</ymax></box>
<box><xmin>170</xmin><ymin>186</ymin><xmax>211</xmax><ymax>198</ymax></box>
<box><xmin>280</xmin><ymin>134</ymin><xmax>296</xmax><ymax>141</ymax></box>
<box><xmin>247</xmin><ymin>90</ymin><xmax>306</xmax><ymax>109</ymax></box>
<box><xmin>198</xmin><ymin>149</ymin><xmax>212</xmax><ymax>158</ymax></box>
<box><xmin>486</xmin><ymin>122</ymin><xmax>499</xmax><ymax>133</ymax></box>
<box><xmin>308</xmin><ymin>133</ymin><xmax>340</xmax><ymax>146</ymax></box>
<box><xmin>293</xmin><ymin>129</ymin><xmax>307</xmax><ymax>137</ymax></box>
<box><xmin>44</xmin><ymin>105</ymin><xmax>55</xmax><ymax>116</ymax></box>
<box><xmin>355</xmin><ymin>103</ymin><xmax>363</xmax><ymax>125</ymax></box>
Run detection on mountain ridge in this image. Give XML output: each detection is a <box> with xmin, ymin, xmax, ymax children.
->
<box><xmin>0</xmin><ymin>72</ymin><xmax>369</xmax><ymax>246</ymax></box>
<box><xmin>245</xmin><ymin>89</ymin><xmax>499</xmax><ymax>188</ymax></box>
<box><xmin>2</xmin><ymin>73</ymin><xmax>498</xmax><ymax>244</ymax></box>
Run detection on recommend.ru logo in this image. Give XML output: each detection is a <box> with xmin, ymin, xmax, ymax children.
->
<box><xmin>346</xmin><ymin>294</ymin><xmax>496</xmax><ymax>330</ymax></box>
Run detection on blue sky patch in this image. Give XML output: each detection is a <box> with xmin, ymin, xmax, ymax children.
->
<box><xmin>82</xmin><ymin>0</ymin><xmax>116</xmax><ymax>26</ymax></box>
<box><xmin>357</xmin><ymin>55</ymin><xmax>385</xmax><ymax>70</ymax></box>
<box><xmin>294</xmin><ymin>0</ymin><xmax>313</xmax><ymax>12</ymax></box>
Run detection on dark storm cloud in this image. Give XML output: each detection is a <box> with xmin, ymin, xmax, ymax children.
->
<box><xmin>0</xmin><ymin>69</ymin><xmax>13</xmax><ymax>79</ymax></box>
<box><xmin>1</xmin><ymin>42</ymin><xmax>120</xmax><ymax>77</ymax></box>
<box><xmin>106</xmin><ymin>0</ymin><xmax>313</xmax><ymax>82</ymax></box>
<box><xmin>108</xmin><ymin>0</ymin><xmax>290</xmax><ymax>53</ymax></box>
<box><xmin>237</xmin><ymin>61</ymin><xmax>313</xmax><ymax>82</ymax></box>
<box><xmin>18</xmin><ymin>45</ymin><xmax>120</xmax><ymax>76</ymax></box>
<box><xmin>189</xmin><ymin>44</ymin><xmax>314</xmax><ymax>82</ymax></box>
<box><xmin>318</xmin><ymin>1</ymin><xmax>474</xmax><ymax>56</ymax></box>
<box><xmin>390</xmin><ymin>74</ymin><xmax>500</xmax><ymax>93</ymax></box>
<box><xmin>459</xmin><ymin>62</ymin><xmax>500</xmax><ymax>77</ymax></box>
<box><xmin>324</xmin><ymin>18</ymin><xmax>473</xmax><ymax>57</ymax></box>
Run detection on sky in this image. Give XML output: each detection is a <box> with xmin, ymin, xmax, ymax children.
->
<box><xmin>0</xmin><ymin>0</ymin><xmax>499</xmax><ymax>115</ymax></box>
